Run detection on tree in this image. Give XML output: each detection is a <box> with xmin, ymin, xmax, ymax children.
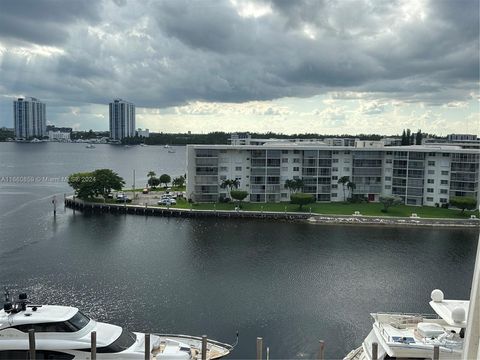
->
<box><xmin>172</xmin><ymin>175</ymin><xmax>186</xmax><ymax>188</ymax></box>
<box><xmin>230</xmin><ymin>190</ymin><xmax>248</xmax><ymax>208</ymax></box>
<box><xmin>406</xmin><ymin>129</ymin><xmax>411</xmax><ymax>145</ymax></box>
<box><xmin>68</xmin><ymin>169</ymin><xmax>124</xmax><ymax>200</ymax></box>
<box><xmin>92</xmin><ymin>169</ymin><xmax>124</xmax><ymax>198</ymax></box>
<box><xmin>284</xmin><ymin>178</ymin><xmax>304</xmax><ymax>193</ymax></box>
<box><xmin>290</xmin><ymin>192</ymin><xmax>314</xmax><ymax>210</ymax></box>
<box><xmin>147</xmin><ymin>171</ymin><xmax>156</xmax><ymax>179</ymax></box>
<box><xmin>68</xmin><ymin>172</ymin><xmax>97</xmax><ymax>199</ymax></box>
<box><xmin>415</xmin><ymin>130</ymin><xmax>423</xmax><ymax>145</ymax></box>
<box><xmin>220</xmin><ymin>179</ymin><xmax>240</xmax><ymax>198</ymax></box>
<box><xmin>148</xmin><ymin>176</ymin><xmax>160</xmax><ymax>188</ymax></box>
<box><xmin>449</xmin><ymin>196</ymin><xmax>477</xmax><ymax>214</ymax></box>
<box><xmin>347</xmin><ymin>181</ymin><xmax>356</xmax><ymax>198</ymax></box>
<box><xmin>401</xmin><ymin>129</ymin><xmax>407</xmax><ymax>145</ymax></box>
<box><xmin>159</xmin><ymin>174</ymin><xmax>171</xmax><ymax>188</ymax></box>
<box><xmin>379</xmin><ymin>195</ymin><xmax>403</xmax><ymax>212</ymax></box>
<box><xmin>337</xmin><ymin>176</ymin><xmax>350</xmax><ymax>201</ymax></box>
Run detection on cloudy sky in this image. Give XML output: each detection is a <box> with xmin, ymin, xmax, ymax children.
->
<box><xmin>0</xmin><ymin>0</ymin><xmax>478</xmax><ymax>135</ymax></box>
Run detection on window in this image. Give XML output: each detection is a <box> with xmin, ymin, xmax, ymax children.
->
<box><xmin>442</xmin><ymin>153</ymin><xmax>450</xmax><ymax>157</ymax></box>
<box><xmin>385</xmin><ymin>176</ymin><xmax>392</xmax><ymax>181</ymax></box>
<box><xmin>220</xmin><ymin>175</ymin><xmax>226</xmax><ymax>180</ymax></box>
<box><xmin>293</xmin><ymin>150</ymin><xmax>300</xmax><ymax>154</ymax></box>
<box><xmin>293</xmin><ymin>167</ymin><xmax>300</xmax><ymax>171</ymax></box>
<box><xmin>427</xmin><ymin>188</ymin><xmax>434</xmax><ymax>193</ymax></box>
<box><xmin>281</xmin><ymin>150</ymin><xmax>289</xmax><ymax>154</ymax></box>
<box><xmin>441</xmin><ymin>180</ymin><xmax>448</xmax><ymax>185</ymax></box>
<box><xmin>331</xmin><ymin>193</ymin><xmax>337</xmax><ymax>197</ymax></box>
<box><xmin>385</xmin><ymin>185</ymin><xmax>391</xmax><ymax>189</ymax></box>
<box><xmin>282</xmin><ymin>158</ymin><xmax>288</xmax><ymax>163</ymax></box>
<box><xmin>440</xmin><ymin>189</ymin><xmax>448</xmax><ymax>194</ymax></box>
<box><xmin>426</xmin><ymin>197</ymin><xmax>434</xmax><ymax>202</ymax></box>
<box><xmin>428</xmin><ymin>170</ymin><xmax>435</xmax><ymax>175</ymax></box>
<box><xmin>386</xmin><ymin>151</ymin><xmax>393</xmax><ymax>155</ymax></box>
<box><xmin>344</xmin><ymin>151</ymin><xmax>351</xmax><ymax>154</ymax></box>
<box><xmin>281</xmin><ymin>193</ymin><xmax>287</xmax><ymax>198</ymax></box>
<box><xmin>332</xmin><ymin>167</ymin><xmax>338</xmax><ymax>172</ymax></box>
<box><xmin>96</xmin><ymin>329</ymin><xmax>137</xmax><ymax>353</ymax></box>
<box><xmin>386</xmin><ymin>159</ymin><xmax>392</xmax><ymax>164</ymax></box>
<box><xmin>332</xmin><ymin>159</ymin><xmax>339</xmax><ymax>163</ymax></box>
<box><xmin>343</xmin><ymin>167</ymin><xmax>350</xmax><ymax>172</ymax></box>
<box><xmin>441</xmin><ymin>170</ymin><xmax>449</xmax><ymax>176</ymax></box>
<box><xmin>331</xmin><ymin>184</ymin><xmax>338</xmax><ymax>189</ymax></box>
<box><xmin>12</xmin><ymin>311</ymin><xmax>90</xmax><ymax>333</ymax></box>
<box><xmin>427</xmin><ymin>179</ymin><xmax>434</xmax><ymax>184</ymax></box>
<box><xmin>428</xmin><ymin>152</ymin><xmax>436</xmax><ymax>156</ymax></box>
<box><xmin>428</xmin><ymin>161</ymin><xmax>435</xmax><ymax>166</ymax></box>
<box><xmin>235</xmin><ymin>166</ymin><xmax>242</xmax><ymax>171</ymax></box>
<box><xmin>331</xmin><ymin>176</ymin><xmax>338</xmax><ymax>180</ymax></box>
<box><xmin>332</xmin><ymin>150</ymin><xmax>339</xmax><ymax>154</ymax></box>
<box><xmin>293</xmin><ymin>158</ymin><xmax>300</xmax><ymax>163</ymax></box>
<box><xmin>440</xmin><ymin>198</ymin><xmax>448</xmax><ymax>203</ymax></box>
<box><xmin>281</xmin><ymin>166</ymin><xmax>288</xmax><ymax>171</ymax></box>
<box><xmin>219</xmin><ymin>166</ymin><xmax>228</xmax><ymax>172</ymax></box>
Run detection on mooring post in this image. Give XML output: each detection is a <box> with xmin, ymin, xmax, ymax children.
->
<box><xmin>144</xmin><ymin>333</ymin><xmax>150</xmax><ymax>360</ymax></box>
<box><xmin>256</xmin><ymin>337</ymin><xmax>263</xmax><ymax>360</ymax></box>
<box><xmin>318</xmin><ymin>340</ymin><xmax>325</xmax><ymax>360</ymax></box>
<box><xmin>433</xmin><ymin>345</ymin><xmax>439</xmax><ymax>360</ymax></box>
<box><xmin>266</xmin><ymin>346</ymin><xmax>270</xmax><ymax>360</ymax></box>
<box><xmin>91</xmin><ymin>331</ymin><xmax>97</xmax><ymax>360</ymax></box>
<box><xmin>372</xmin><ymin>342</ymin><xmax>378</xmax><ymax>360</ymax></box>
<box><xmin>201</xmin><ymin>335</ymin><xmax>208</xmax><ymax>360</ymax></box>
<box><xmin>28</xmin><ymin>329</ymin><xmax>36</xmax><ymax>360</ymax></box>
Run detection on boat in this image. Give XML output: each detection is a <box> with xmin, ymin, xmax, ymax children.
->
<box><xmin>168</xmin><ymin>149</ymin><xmax>176</xmax><ymax>153</ymax></box>
<box><xmin>0</xmin><ymin>292</ymin><xmax>235</xmax><ymax>359</ymax></box>
<box><xmin>85</xmin><ymin>144</ymin><xmax>96</xmax><ymax>149</ymax></box>
<box><xmin>344</xmin><ymin>290</ymin><xmax>468</xmax><ymax>360</ymax></box>
<box><xmin>345</xmin><ymin>235</ymin><xmax>480</xmax><ymax>360</ymax></box>
<box><xmin>164</xmin><ymin>145</ymin><xmax>170</xmax><ymax>149</ymax></box>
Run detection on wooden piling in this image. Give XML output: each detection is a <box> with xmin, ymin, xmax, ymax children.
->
<box><xmin>372</xmin><ymin>342</ymin><xmax>378</xmax><ymax>360</ymax></box>
<box><xmin>433</xmin><ymin>345</ymin><xmax>439</xmax><ymax>360</ymax></box>
<box><xmin>91</xmin><ymin>331</ymin><xmax>97</xmax><ymax>360</ymax></box>
<box><xmin>28</xmin><ymin>329</ymin><xmax>36</xmax><ymax>360</ymax></box>
<box><xmin>201</xmin><ymin>335</ymin><xmax>208</xmax><ymax>360</ymax></box>
<box><xmin>256</xmin><ymin>337</ymin><xmax>263</xmax><ymax>360</ymax></box>
<box><xmin>144</xmin><ymin>333</ymin><xmax>150</xmax><ymax>360</ymax></box>
<box><xmin>318</xmin><ymin>340</ymin><xmax>325</xmax><ymax>360</ymax></box>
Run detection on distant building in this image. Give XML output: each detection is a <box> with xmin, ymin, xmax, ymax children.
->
<box><xmin>46</xmin><ymin>125</ymin><xmax>72</xmax><ymax>133</ymax></box>
<box><xmin>109</xmin><ymin>99</ymin><xmax>135</xmax><ymax>140</ymax></box>
<box><xmin>136</xmin><ymin>128</ymin><xmax>149</xmax><ymax>138</ymax></box>
<box><xmin>447</xmin><ymin>134</ymin><xmax>477</xmax><ymax>141</ymax></box>
<box><xmin>323</xmin><ymin>138</ymin><xmax>357</xmax><ymax>147</ymax></box>
<box><xmin>13</xmin><ymin>97</ymin><xmax>46</xmax><ymax>139</ymax></box>
<box><xmin>48</xmin><ymin>130</ymin><xmax>71</xmax><ymax>141</ymax></box>
<box><xmin>187</xmin><ymin>141</ymin><xmax>479</xmax><ymax>207</ymax></box>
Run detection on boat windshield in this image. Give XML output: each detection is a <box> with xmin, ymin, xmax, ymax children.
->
<box><xmin>66</xmin><ymin>311</ymin><xmax>90</xmax><ymax>331</ymax></box>
<box><xmin>97</xmin><ymin>329</ymin><xmax>137</xmax><ymax>353</ymax></box>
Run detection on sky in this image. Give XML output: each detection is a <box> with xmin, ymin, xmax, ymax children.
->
<box><xmin>0</xmin><ymin>0</ymin><xmax>478</xmax><ymax>135</ymax></box>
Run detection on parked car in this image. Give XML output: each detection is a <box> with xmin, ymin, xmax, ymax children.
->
<box><xmin>158</xmin><ymin>198</ymin><xmax>176</xmax><ymax>205</ymax></box>
<box><xmin>142</xmin><ymin>188</ymin><xmax>149</xmax><ymax>194</ymax></box>
<box><xmin>116</xmin><ymin>193</ymin><xmax>132</xmax><ymax>203</ymax></box>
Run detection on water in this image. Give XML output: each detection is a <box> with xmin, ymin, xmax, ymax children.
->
<box><xmin>0</xmin><ymin>142</ymin><xmax>478</xmax><ymax>359</ymax></box>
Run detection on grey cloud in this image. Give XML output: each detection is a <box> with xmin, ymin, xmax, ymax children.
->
<box><xmin>0</xmin><ymin>0</ymin><xmax>478</xmax><ymax>115</ymax></box>
<box><xmin>0</xmin><ymin>0</ymin><xmax>102</xmax><ymax>45</ymax></box>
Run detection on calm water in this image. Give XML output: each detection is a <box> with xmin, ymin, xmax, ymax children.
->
<box><xmin>0</xmin><ymin>142</ymin><xmax>478</xmax><ymax>359</ymax></box>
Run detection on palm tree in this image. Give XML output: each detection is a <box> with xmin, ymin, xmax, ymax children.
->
<box><xmin>338</xmin><ymin>176</ymin><xmax>350</xmax><ymax>201</ymax></box>
<box><xmin>284</xmin><ymin>178</ymin><xmax>304</xmax><ymax>193</ymax></box>
<box><xmin>147</xmin><ymin>171</ymin><xmax>156</xmax><ymax>179</ymax></box>
<box><xmin>220</xmin><ymin>179</ymin><xmax>240</xmax><ymax>198</ymax></box>
<box><xmin>347</xmin><ymin>181</ymin><xmax>356</xmax><ymax>199</ymax></box>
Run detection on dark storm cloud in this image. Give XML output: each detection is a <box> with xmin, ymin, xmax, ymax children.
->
<box><xmin>0</xmin><ymin>0</ymin><xmax>478</xmax><ymax>110</ymax></box>
<box><xmin>0</xmin><ymin>0</ymin><xmax>102</xmax><ymax>45</ymax></box>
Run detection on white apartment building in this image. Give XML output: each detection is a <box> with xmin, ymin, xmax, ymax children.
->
<box><xmin>109</xmin><ymin>99</ymin><xmax>135</xmax><ymax>140</ymax></box>
<box><xmin>186</xmin><ymin>141</ymin><xmax>480</xmax><ymax>207</ymax></box>
<box><xmin>13</xmin><ymin>97</ymin><xmax>46</xmax><ymax>139</ymax></box>
<box><xmin>136</xmin><ymin>128</ymin><xmax>150</xmax><ymax>138</ymax></box>
<box><xmin>48</xmin><ymin>130</ymin><xmax>71</xmax><ymax>141</ymax></box>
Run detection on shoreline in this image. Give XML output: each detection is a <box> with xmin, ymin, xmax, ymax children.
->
<box><xmin>64</xmin><ymin>196</ymin><xmax>480</xmax><ymax>228</ymax></box>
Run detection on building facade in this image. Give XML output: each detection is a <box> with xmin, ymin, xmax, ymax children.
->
<box><xmin>187</xmin><ymin>142</ymin><xmax>480</xmax><ymax>207</ymax></box>
<box><xmin>13</xmin><ymin>97</ymin><xmax>46</xmax><ymax>139</ymax></box>
<box><xmin>109</xmin><ymin>99</ymin><xmax>135</xmax><ymax>140</ymax></box>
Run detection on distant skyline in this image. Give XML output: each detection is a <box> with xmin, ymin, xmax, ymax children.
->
<box><xmin>0</xmin><ymin>0</ymin><xmax>478</xmax><ymax>135</ymax></box>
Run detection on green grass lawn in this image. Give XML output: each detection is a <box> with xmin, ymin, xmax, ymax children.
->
<box><xmin>171</xmin><ymin>199</ymin><xmax>479</xmax><ymax>219</ymax></box>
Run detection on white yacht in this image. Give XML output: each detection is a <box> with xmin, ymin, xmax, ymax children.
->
<box><xmin>0</xmin><ymin>293</ymin><xmax>235</xmax><ymax>359</ymax></box>
<box><xmin>344</xmin><ymin>289</ymin><xmax>468</xmax><ymax>360</ymax></box>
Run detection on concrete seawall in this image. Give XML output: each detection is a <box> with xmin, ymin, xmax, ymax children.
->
<box><xmin>64</xmin><ymin>196</ymin><xmax>480</xmax><ymax>227</ymax></box>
